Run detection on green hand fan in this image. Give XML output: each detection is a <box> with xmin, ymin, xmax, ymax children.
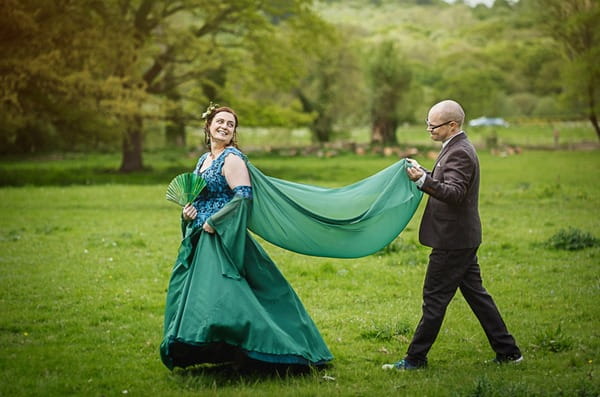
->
<box><xmin>166</xmin><ymin>173</ymin><xmax>206</xmax><ymax>206</ymax></box>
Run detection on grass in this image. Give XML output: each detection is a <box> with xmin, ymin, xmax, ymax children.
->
<box><xmin>1</xmin><ymin>120</ymin><xmax>596</xmax><ymax>187</ymax></box>
<box><xmin>0</xmin><ymin>149</ymin><xmax>599</xmax><ymax>396</ymax></box>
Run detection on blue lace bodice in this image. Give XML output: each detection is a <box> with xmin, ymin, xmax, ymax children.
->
<box><xmin>191</xmin><ymin>147</ymin><xmax>252</xmax><ymax>228</ymax></box>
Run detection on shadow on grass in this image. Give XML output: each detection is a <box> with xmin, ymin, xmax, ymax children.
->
<box><xmin>166</xmin><ymin>341</ymin><xmax>331</xmax><ymax>389</ymax></box>
<box><xmin>0</xmin><ymin>151</ymin><xmax>390</xmax><ymax>187</ymax></box>
<box><xmin>170</xmin><ymin>358</ymin><xmax>331</xmax><ymax>390</ymax></box>
<box><xmin>0</xmin><ymin>166</ymin><xmax>189</xmax><ymax>186</ymax></box>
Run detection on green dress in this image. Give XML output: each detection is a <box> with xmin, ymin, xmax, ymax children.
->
<box><xmin>160</xmin><ymin>148</ymin><xmax>422</xmax><ymax>369</ymax></box>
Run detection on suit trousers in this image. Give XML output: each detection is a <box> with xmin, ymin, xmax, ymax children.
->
<box><xmin>406</xmin><ymin>247</ymin><xmax>520</xmax><ymax>364</ymax></box>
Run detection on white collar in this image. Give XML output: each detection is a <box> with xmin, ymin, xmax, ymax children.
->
<box><xmin>442</xmin><ymin>130</ymin><xmax>464</xmax><ymax>149</ymax></box>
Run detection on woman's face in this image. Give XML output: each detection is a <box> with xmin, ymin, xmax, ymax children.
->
<box><xmin>209</xmin><ymin>111</ymin><xmax>236</xmax><ymax>146</ymax></box>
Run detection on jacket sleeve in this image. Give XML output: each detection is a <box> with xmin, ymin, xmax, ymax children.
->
<box><xmin>420</xmin><ymin>147</ymin><xmax>475</xmax><ymax>206</ymax></box>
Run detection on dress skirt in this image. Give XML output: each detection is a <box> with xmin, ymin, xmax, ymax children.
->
<box><xmin>160</xmin><ymin>225</ymin><xmax>333</xmax><ymax>370</ymax></box>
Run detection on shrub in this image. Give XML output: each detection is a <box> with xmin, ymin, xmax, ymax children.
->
<box><xmin>377</xmin><ymin>237</ymin><xmax>417</xmax><ymax>256</ymax></box>
<box><xmin>533</xmin><ymin>325</ymin><xmax>574</xmax><ymax>353</ymax></box>
<box><xmin>545</xmin><ymin>228</ymin><xmax>598</xmax><ymax>251</ymax></box>
<box><xmin>360</xmin><ymin>320</ymin><xmax>412</xmax><ymax>341</ymax></box>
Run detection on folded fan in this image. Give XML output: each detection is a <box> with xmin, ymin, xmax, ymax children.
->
<box><xmin>166</xmin><ymin>173</ymin><xmax>206</xmax><ymax>206</ymax></box>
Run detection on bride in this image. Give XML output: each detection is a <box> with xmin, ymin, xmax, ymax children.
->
<box><xmin>160</xmin><ymin>104</ymin><xmax>422</xmax><ymax>370</ymax></box>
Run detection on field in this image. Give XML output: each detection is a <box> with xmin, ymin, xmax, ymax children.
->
<box><xmin>239</xmin><ymin>121</ymin><xmax>597</xmax><ymax>151</ymax></box>
<box><xmin>0</xmin><ymin>148</ymin><xmax>599</xmax><ymax>396</ymax></box>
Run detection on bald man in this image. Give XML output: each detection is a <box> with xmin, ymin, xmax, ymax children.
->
<box><xmin>383</xmin><ymin>100</ymin><xmax>522</xmax><ymax>370</ymax></box>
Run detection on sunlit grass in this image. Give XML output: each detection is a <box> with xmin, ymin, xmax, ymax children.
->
<box><xmin>0</xmin><ymin>150</ymin><xmax>598</xmax><ymax>396</ymax></box>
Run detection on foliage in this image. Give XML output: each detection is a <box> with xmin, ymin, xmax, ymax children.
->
<box><xmin>544</xmin><ymin>227</ymin><xmax>598</xmax><ymax>251</ymax></box>
<box><xmin>100</xmin><ymin>0</ymin><xmax>328</xmax><ymax>171</ymax></box>
<box><xmin>528</xmin><ymin>0</ymin><xmax>600</xmax><ymax>138</ymax></box>
<box><xmin>1</xmin><ymin>0</ymin><xmax>597</xmax><ymax>165</ymax></box>
<box><xmin>0</xmin><ymin>0</ymin><xmax>127</xmax><ymax>154</ymax></box>
<box><xmin>366</xmin><ymin>40</ymin><xmax>413</xmax><ymax>144</ymax></box>
<box><xmin>221</xmin><ymin>1</ymin><xmax>338</xmax><ymax>130</ymax></box>
<box><xmin>292</xmin><ymin>25</ymin><xmax>366</xmax><ymax>142</ymax></box>
<box><xmin>316</xmin><ymin>0</ymin><xmax>574</xmax><ymax>123</ymax></box>
<box><xmin>0</xmin><ymin>0</ymin><xmax>329</xmax><ymax>167</ymax></box>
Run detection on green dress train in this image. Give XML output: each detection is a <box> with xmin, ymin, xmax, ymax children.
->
<box><xmin>160</xmin><ymin>148</ymin><xmax>422</xmax><ymax>369</ymax></box>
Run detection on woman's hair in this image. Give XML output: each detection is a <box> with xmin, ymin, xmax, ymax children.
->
<box><xmin>203</xmin><ymin>106</ymin><xmax>239</xmax><ymax>149</ymax></box>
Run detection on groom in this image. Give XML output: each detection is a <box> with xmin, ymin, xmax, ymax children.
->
<box><xmin>384</xmin><ymin>99</ymin><xmax>522</xmax><ymax>370</ymax></box>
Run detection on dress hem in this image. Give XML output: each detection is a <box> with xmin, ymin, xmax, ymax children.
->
<box><xmin>161</xmin><ymin>338</ymin><xmax>332</xmax><ymax>370</ymax></box>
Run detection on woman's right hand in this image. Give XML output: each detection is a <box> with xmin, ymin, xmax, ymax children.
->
<box><xmin>182</xmin><ymin>203</ymin><xmax>197</xmax><ymax>221</ymax></box>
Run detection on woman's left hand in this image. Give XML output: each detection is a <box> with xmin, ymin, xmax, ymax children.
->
<box><xmin>202</xmin><ymin>222</ymin><xmax>215</xmax><ymax>234</ymax></box>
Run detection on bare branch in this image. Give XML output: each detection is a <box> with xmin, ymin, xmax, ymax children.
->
<box><xmin>143</xmin><ymin>46</ymin><xmax>174</xmax><ymax>85</ymax></box>
<box><xmin>162</xmin><ymin>3</ymin><xmax>187</xmax><ymax>18</ymax></box>
<box><xmin>134</xmin><ymin>0</ymin><xmax>157</xmax><ymax>33</ymax></box>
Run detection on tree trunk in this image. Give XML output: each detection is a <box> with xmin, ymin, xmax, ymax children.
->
<box><xmin>590</xmin><ymin>114</ymin><xmax>600</xmax><ymax>140</ymax></box>
<box><xmin>163</xmin><ymin>66</ymin><xmax>187</xmax><ymax>147</ymax></box>
<box><xmin>588</xmin><ymin>83</ymin><xmax>600</xmax><ymax>140</ymax></box>
<box><xmin>166</xmin><ymin>119</ymin><xmax>186</xmax><ymax>147</ymax></box>
<box><xmin>371</xmin><ymin>118</ymin><xmax>398</xmax><ymax>145</ymax></box>
<box><xmin>313</xmin><ymin>114</ymin><xmax>332</xmax><ymax>143</ymax></box>
<box><xmin>119</xmin><ymin>116</ymin><xmax>144</xmax><ymax>172</ymax></box>
<box><xmin>165</xmin><ymin>104</ymin><xmax>186</xmax><ymax>147</ymax></box>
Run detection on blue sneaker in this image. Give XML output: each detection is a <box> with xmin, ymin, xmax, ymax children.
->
<box><xmin>382</xmin><ymin>359</ymin><xmax>425</xmax><ymax>371</ymax></box>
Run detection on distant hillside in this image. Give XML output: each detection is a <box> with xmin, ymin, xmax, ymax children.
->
<box><xmin>312</xmin><ymin>0</ymin><xmax>569</xmax><ymax>121</ymax></box>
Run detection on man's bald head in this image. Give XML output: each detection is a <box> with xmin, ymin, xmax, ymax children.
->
<box><xmin>429</xmin><ymin>100</ymin><xmax>465</xmax><ymax>128</ymax></box>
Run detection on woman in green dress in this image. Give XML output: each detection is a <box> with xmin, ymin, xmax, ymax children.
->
<box><xmin>161</xmin><ymin>102</ymin><xmax>424</xmax><ymax>370</ymax></box>
<box><xmin>160</xmin><ymin>105</ymin><xmax>333</xmax><ymax>369</ymax></box>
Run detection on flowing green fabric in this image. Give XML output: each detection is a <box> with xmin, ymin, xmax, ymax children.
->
<box><xmin>247</xmin><ymin>158</ymin><xmax>423</xmax><ymax>257</ymax></box>
<box><xmin>160</xmin><ymin>158</ymin><xmax>422</xmax><ymax>369</ymax></box>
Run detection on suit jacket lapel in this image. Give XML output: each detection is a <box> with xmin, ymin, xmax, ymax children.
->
<box><xmin>432</xmin><ymin>133</ymin><xmax>466</xmax><ymax>176</ymax></box>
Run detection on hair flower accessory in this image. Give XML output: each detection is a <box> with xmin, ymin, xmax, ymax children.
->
<box><xmin>201</xmin><ymin>101</ymin><xmax>219</xmax><ymax>120</ymax></box>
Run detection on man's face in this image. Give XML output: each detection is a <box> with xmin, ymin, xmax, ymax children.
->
<box><xmin>426</xmin><ymin>110</ymin><xmax>457</xmax><ymax>142</ymax></box>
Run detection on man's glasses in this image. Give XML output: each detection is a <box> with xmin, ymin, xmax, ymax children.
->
<box><xmin>426</xmin><ymin>120</ymin><xmax>453</xmax><ymax>130</ymax></box>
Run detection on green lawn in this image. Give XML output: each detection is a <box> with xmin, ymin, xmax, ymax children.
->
<box><xmin>0</xmin><ymin>150</ymin><xmax>598</xmax><ymax>396</ymax></box>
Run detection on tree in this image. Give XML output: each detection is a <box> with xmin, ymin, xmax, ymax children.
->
<box><xmin>531</xmin><ymin>0</ymin><xmax>600</xmax><ymax>138</ymax></box>
<box><xmin>433</xmin><ymin>57</ymin><xmax>506</xmax><ymax>119</ymax></box>
<box><xmin>106</xmin><ymin>0</ymin><xmax>328</xmax><ymax>171</ymax></box>
<box><xmin>189</xmin><ymin>2</ymin><xmax>359</xmax><ymax>141</ymax></box>
<box><xmin>0</xmin><ymin>0</ymin><xmax>124</xmax><ymax>153</ymax></box>
<box><xmin>86</xmin><ymin>1</ymin><xmax>223</xmax><ymax>171</ymax></box>
<box><xmin>1</xmin><ymin>0</ymin><xmax>329</xmax><ymax>162</ymax></box>
<box><xmin>366</xmin><ymin>40</ymin><xmax>413</xmax><ymax>145</ymax></box>
<box><xmin>294</xmin><ymin>25</ymin><xmax>365</xmax><ymax>143</ymax></box>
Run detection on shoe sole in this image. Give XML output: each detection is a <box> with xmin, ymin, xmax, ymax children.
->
<box><xmin>488</xmin><ymin>355</ymin><xmax>524</xmax><ymax>365</ymax></box>
<box><xmin>381</xmin><ymin>363</ymin><xmax>422</xmax><ymax>370</ymax></box>
<box><xmin>512</xmin><ymin>356</ymin><xmax>524</xmax><ymax>364</ymax></box>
